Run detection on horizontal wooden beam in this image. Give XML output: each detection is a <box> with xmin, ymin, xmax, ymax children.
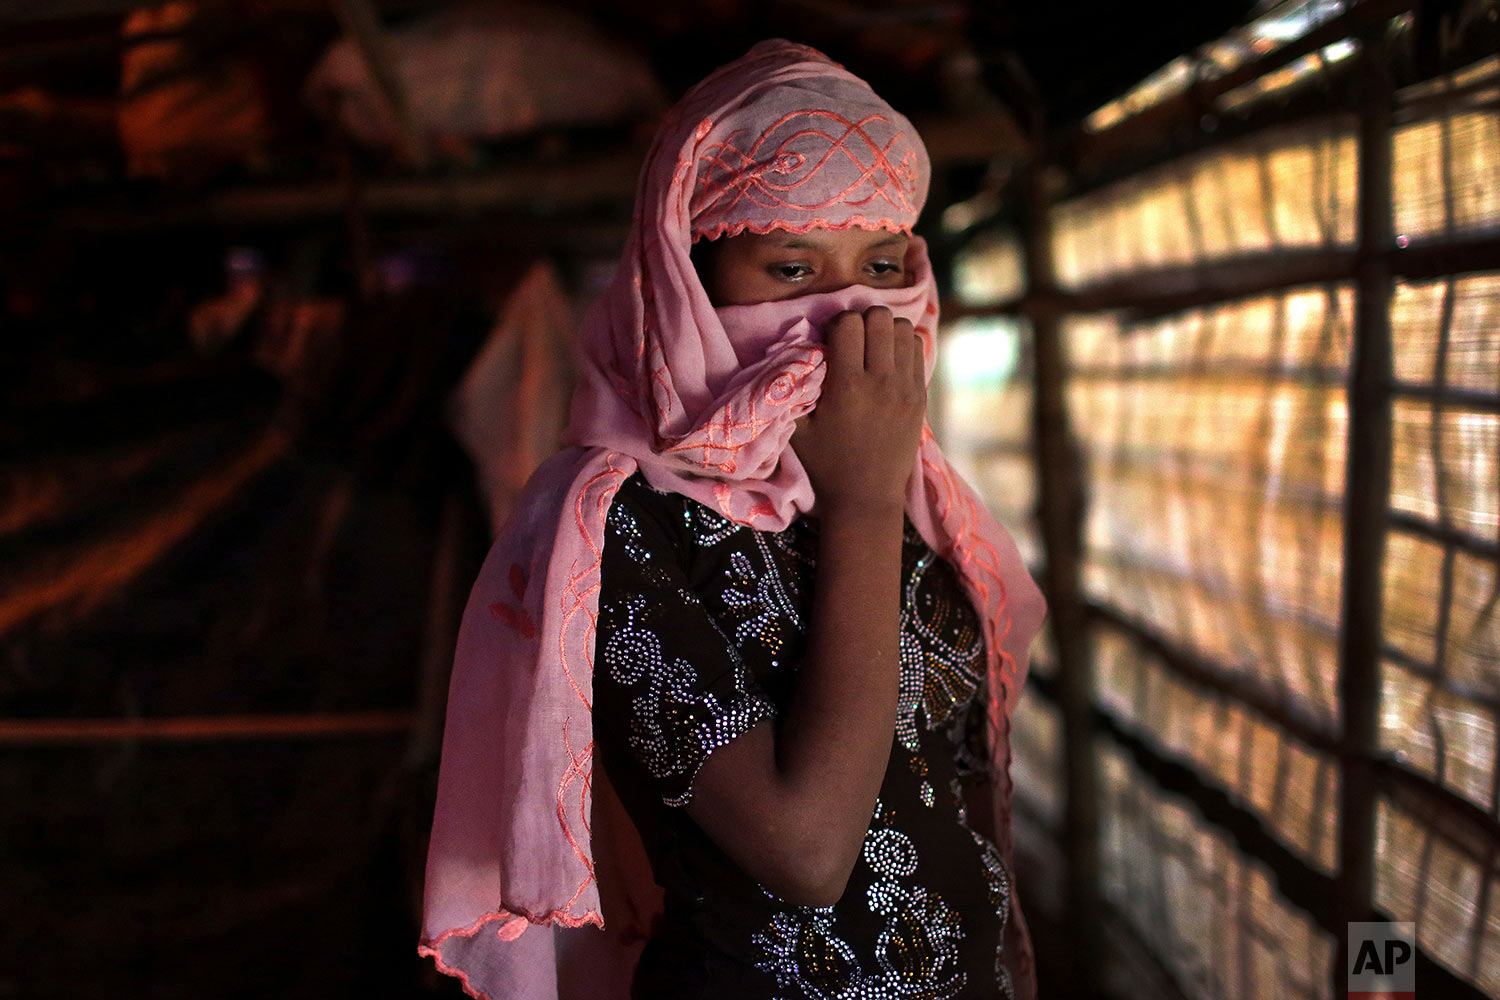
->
<box><xmin>950</xmin><ymin>248</ymin><xmax>1355</xmax><ymax>321</ymax></box>
<box><xmin>1060</xmin><ymin>0</ymin><xmax>1413</xmax><ymax>180</ymax></box>
<box><xmin>23</xmin><ymin>104</ymin><xmax>1034</xmax><ymax>234</ymax></box>
<box><xmin>1078</xmin><ymin>248</ymin><xmax>1352</xmax><ymax>319</ymax></box>
<box><xmin>1394</xmin><ymin>232</ymin><xmax>1500</xmax><ymax>282</ymax></box>
<box><xmin>1390</xmin><ymin>381</ymin><xmax>1500</xmax><ymax>414</ymax></box>
<box><xmin>0</xmin><ymin>710</ymin><xmax>412</xmax><ymax>744</ymax></box>
<box><xmin>1387</xmin><ymin>510</ymin><xmax>1500</xmax><ymax>562</ymax></box>
<box><xmin>42</xmin><ymin>148</ymin><xmax>644</xmax><ymax>230</ymax></box>
<box><xmin>1382</xmin><ymin>644</ymin><xmax>1500</xmax><ymax>711</ymax></box>
<box><xmin>1089</xmin><ymin>601</ymin><xmax>1340</xmax><ymax>755</ymax></box>
<box><xmin>1380</xmin><ymin>757</ymin><xmax>1500</xmax><ymax>863</ymax></box>
<box><xmin>950</xmin><ymin>232</ymin><xmax>1500</xmax><ymax>321</ymax></box>
<box><xmin>1067</xmin><ymin>363</ymin><xmax>1347</xmax><ymax>384</ymax></box>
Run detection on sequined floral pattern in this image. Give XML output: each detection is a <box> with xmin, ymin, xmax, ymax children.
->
<box><xmin>599</xmin><ymin>499</ymin><xmax>777</xmax><ymax>807</ymax></box>
<box><xmin>895</xmin><ymin>523</ymin><xmax>986</xmax><ymax>754</ymax></box>
<box><xmin>593</xmin><ymin>475</ymin><xmax>1016</xmax><ymax>998</ymax></box>
<box><xmin>751</xmin><ymin>799</ymin><xmax>973</xmax><ymax>999</ymax></box>
<box><xmin>951</xmin><ymin>779</ymin><xmax>1015</xmax><ymax>1000</ymax></box>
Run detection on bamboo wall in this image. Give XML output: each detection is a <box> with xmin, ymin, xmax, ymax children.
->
<box><xmin>940</xmin><ymin>19</ymin><xmax>1500</xmax><ymax>1000</ymax></box>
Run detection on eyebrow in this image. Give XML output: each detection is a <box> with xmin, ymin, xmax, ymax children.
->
<box><xmin>774</xmin><ymin>233</ymin><xmax>910</xmax><ymax>250</ymax></box>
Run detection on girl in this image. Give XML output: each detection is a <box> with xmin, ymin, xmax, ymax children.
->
<box><xmin>420</xmin><ymin>40</ymin><xmax>1045</xmax><ymax>1000</ymax></box>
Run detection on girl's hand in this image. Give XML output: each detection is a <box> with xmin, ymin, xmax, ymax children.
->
<box><xmin>792</xmin><ymin>306</ymin><xmax>927</xmax><ymax>514</ymax></box>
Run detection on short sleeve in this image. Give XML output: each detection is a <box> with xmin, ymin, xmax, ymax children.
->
<box><xmin>593</xmin><ymin>484</ymin><xmax>777</xmax><ymax>808</ymax></box>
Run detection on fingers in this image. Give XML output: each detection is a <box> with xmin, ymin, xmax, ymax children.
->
<box><xmin>803</xmin><ymin>308</ymin><xmax>928</xmax><ymax>509</ymax></box>
<box><xmin>826</xmin><ymin>309</ymin><xmax>922</xmax><ymax>383</ymax></box>
<box><xmin>892</xmin><ymin>317</ymin><xmax>916</xmax><ymax>382</ymax></box>
<box><xmin>826</xmin><ymin>312</ymin><xmax>865</xmax><ymax>381</ymax></box>
<box><xmin>862</xmin><ymin>307</ymin><xmax>895</xmax><ymax>377</ymax></box>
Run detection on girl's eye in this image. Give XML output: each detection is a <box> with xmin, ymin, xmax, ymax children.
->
<box><xmin>866</xmin><ymin>259</ymin><xmax>903</xmax><ymax>277</ymax></box>
<box><xmin>769</xmin><ymin>263</ymin><xmax>814</xmax><ymax>281</ymax></box>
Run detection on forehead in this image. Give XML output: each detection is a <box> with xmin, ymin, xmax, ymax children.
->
<box><xmin>725</xmin><ymin>228</ymin><xmax>911</xmax><ymax>255</ymax></box>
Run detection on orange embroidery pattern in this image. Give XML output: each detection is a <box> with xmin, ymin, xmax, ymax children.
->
<box><xmin>551</xmin><ymin>452</ymin><xmax>632</xmax><ymax>915</ymax></box>
<box><xmin>692</xmin><ymin>110</ymin><xmax>921</xmax><ymax>233</ymax></box>
<box><xmin>489</xmin><ymin>562</ymin><xmax>537</xmax><ymax>639</ymax></box>
<box><xmin>660</xmin><ymin>349</ymin><xmax>821</xmax><ymax>478</ymax></box>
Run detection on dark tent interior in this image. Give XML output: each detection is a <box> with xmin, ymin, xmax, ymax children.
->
<box><xmin>2</xmin><ymin>1</ymin><xmax>1498</xmax><ymax>997</ymax></box>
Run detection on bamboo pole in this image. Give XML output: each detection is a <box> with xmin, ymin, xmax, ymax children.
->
<box><xmin>1022</xmin><ymin>149</ymin><xmax>1102</xmax><ymax>992</ymax></box>
<box><xmin>1331</xmin><ymin>37</ymin><xmax>1395</xmax><ymax>998</ymax></box>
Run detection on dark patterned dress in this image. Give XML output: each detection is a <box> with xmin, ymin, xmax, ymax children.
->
<box><xmin>594</xmin><ymin>473</ymin><xmax>1013</xmax><ymax>1000</ymax></box>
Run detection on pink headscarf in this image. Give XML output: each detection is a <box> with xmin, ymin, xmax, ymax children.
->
<box><xmin>420</xmin><ymin>40</ymin><xmax>1045</xmax><ymax>1000</ymax></box>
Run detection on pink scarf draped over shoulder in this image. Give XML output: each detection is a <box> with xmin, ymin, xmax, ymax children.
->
<box><xmin>420</xmin><ymin>39</ymin><xmax>1046</xmax><ymax>1000</ymax></box>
